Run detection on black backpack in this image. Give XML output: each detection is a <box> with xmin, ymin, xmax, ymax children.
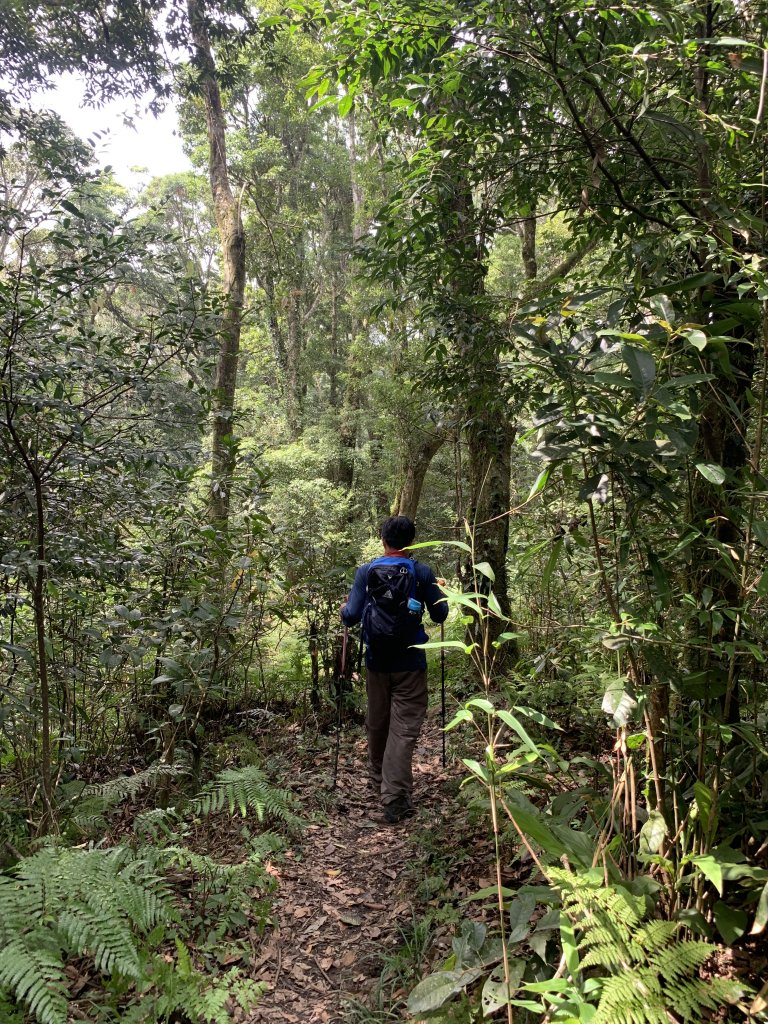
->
<box><xmin>362</xmin><ymin>556</ymin><xmax>423</xmax><ymax>656</ymax></box>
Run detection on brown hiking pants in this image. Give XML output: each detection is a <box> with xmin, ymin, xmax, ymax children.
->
<box><xmin>366</xmin><ymin>668</ymin><xmax>428</xmax><ymax>805</ymax></box>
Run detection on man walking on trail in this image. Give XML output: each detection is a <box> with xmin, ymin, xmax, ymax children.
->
<box><xmin>341</xmin><ymin>515</ymin><xmax>448</xmax><ymax>824</ymax></box>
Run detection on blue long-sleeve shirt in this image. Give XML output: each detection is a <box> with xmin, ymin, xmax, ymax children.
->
<box><xmin>341</xmin><ymin>556</ymin><xmax>448</xmax><ymax>671</ymax></box>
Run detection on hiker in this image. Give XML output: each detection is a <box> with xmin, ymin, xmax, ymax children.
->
<box><xmin>341</xmin><ymin>515</ymin><xmax>448</xmax><ymax>824</ymax></box>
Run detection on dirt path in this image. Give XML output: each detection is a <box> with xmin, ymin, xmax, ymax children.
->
<box><xmin>245</xmin><ymin>712</ymin><xmax>451</xmax><ymax>1023</ymax></box>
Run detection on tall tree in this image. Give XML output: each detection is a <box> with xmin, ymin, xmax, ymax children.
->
<box><xmin>187</xmin><ymin>0</ymin><xmax>246</xmax><ymax>526</ymax></box>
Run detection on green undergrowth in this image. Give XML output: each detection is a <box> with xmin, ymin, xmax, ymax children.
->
<box><xmin>0</xmin><ymin>756</ymin><xmax>301</xmax><ymax>1024</ymax></box>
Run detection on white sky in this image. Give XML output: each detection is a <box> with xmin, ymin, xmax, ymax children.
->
<box><xmin>36</xmin><ymin>73</ymin><xmax>192</xmax><ymax>187</ymax></box>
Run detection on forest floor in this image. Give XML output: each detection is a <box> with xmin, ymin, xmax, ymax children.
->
<box><xmin>241</xmin><ymin>710</ymin><xmax>465</xmax><ymax>1024</ymax></box>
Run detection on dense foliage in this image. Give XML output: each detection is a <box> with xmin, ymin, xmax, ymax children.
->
<box><xmin>1</xmin><ymin>0</ymin><xmax>767</xmax><ymax>1021</ymax></box>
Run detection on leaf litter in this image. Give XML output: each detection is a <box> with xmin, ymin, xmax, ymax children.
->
<box><xmin>243</xmin><ymin>711</ymin><xmax>454</xmax><ymax>1023</ymax></box>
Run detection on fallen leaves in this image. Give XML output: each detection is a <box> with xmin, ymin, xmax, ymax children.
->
<box><xmin>245</xmin><ymin>712</ymin><xmax>453</xmax><ymax>1023</ymax></box>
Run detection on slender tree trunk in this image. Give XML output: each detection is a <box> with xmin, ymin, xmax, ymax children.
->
<box><xmin>688</xmin><ymin>319</ymin><xmax>755</xmax><ymax>723</ymax></box>
<box><xmin>517</xmin><ymin>211</ymin><xmax>537</xmax><ymax>281</ymax></box>
<box><xmin>329</xmin><ymin>277</ymin><xmax>340</xmax><ymax>409</ymax></box>
<box><xmin>348</xmin><ymin>109</ymin><xmax>366</xmax><ymax>242</ymax></box>
<box><xmin>32</xmin><ymin>471</ymin><xmax>55</xmax><ymax>833</ymax></box>
<box><xmin>465</xmin><ymin>416</ymin><xmax>516</xmax><ymax>617</ymax></box>
<box><xmin>285</xmin><ymin>292</ymin><xmax>303</xmax><ymax>439</ymax></box>
<box><xmin>309</xmin><ymin>619</ymin><xmax>320</xmax><ymax>712</ymax></box>
<box><xmin>264</xmin><ymin>275</ymin><xmax>287</xmax><ymax>374</ymax></box>
<box><xmin>188</xmin><ymin>0</ymin><xmax>245</xmax><ymax>527</ymax></box>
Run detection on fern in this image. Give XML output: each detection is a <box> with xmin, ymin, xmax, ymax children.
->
<box><xmin>547</xmin><ymin>868</ymin><xmax>745</xmax><ymax>1024</ymax></box>
<box><xmin>118</xmin><ymin>943</ymin><xmax>264</xmax><ymax>1024</ymax></box>
<box><xmin>0</xmin><ymin>843</ymin><xmax>267</xmax><ymax>1023</ymax></box>
<box><xmin>81</xmin><ymin>759</ymin><xmax>187</xmax><ymax>803</ymax></box>
<box><xmin>62</xmin><ymin>759</ymin><xmax>189</xmax><ymax>836</ymax></box>
<box><xmin>0</xmin><ymin>939</ymin><xmax>69</xmax><ymax>1024</ymax></box>
<box><xmin>190</xmin><ymin>764</ymin><xmax>299</xmax><ymax>826</ymax></box>
<box><xmin>0</xmin><ymin>846</ymin><xmax>176</xmax><ymax>1024</ymax></box>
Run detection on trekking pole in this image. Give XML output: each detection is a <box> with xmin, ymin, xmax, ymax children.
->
<box><xmin>440</xmin><ymin>620</ymin><xmax>447</xmax><ymax>769</ymax></box>
<box><xmin>332</xmin><ymin>626</ymin><xmax>348</xmax><ymax>790</ymax></box>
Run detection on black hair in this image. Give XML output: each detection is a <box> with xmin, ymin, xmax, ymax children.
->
<box><xmin>380</xmin><ymin>515</ymin><xmax>416</xmax><ymax>549</ymax></box>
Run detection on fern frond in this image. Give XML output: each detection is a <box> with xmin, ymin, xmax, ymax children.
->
<box><xmin>549</xmin><ymin>866</ymin><xmax>744</xmax><ymax>1024</ymax></box>
<box><xmin>132</xmin><ymin>805</ymin><xmax>178</xmax><ymax>839</ymax></box>
<box><xmin>648</xmin><ymin>939</ymin><xmax>712</xmax><ymax>982</ymax></box>
<box><xmin>190</xmin><ymin>765</ymin><xmax>299</xmax><ymax>826</ymax></box>
<box><xmin>57</xmin><ymin>909</ymin><xmax>141</xmax><ymax>977</ymax></box>
<box><xmin>0</xmin><ymin>841</ymin><xmax>268</xmax><ymax>1024</ymax></box>
<box><xmin>82</xmin><ymin>759</ymin><xmax>187</xmax><ymax>805</ymax></box>
<box><xmin>592</xmin><ymin>969</ymin><xmax>667</xmax><ymax>1024</ymax></box>
<box><xmin>634</xmin><ymin>920</ymin><xmax>677</xmax><ymax>955</ymax></box>
<box><xmin>0</xmin><ymin>939</ymin><xmax>68</xmax><ymax>1024</ymax></box>
<box><xmin>666</xmin><ymin>976</ymin><xmax>745</xmax><ymax>1022</ymax></box>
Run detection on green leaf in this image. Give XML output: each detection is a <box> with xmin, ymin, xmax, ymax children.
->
<box><xmin>496</xmin><ymin>710</ymin><xmax>539</xmax><ymax>756</ymax></box>
<box><xmin>713</xmin><ymin>900</ymin><xmax>748</xmax><ymax>943</ymax></box>
<box><xmin>498</xmin><ymin>755</ymin><xmax>540</xmax><ymax>779</ymax></box>
<box><xmin>693</xmin><ymin>782</ymin><xmax>716</xmax><ymax>832</ymax></box>
<box><xmin>542</xmin><ymin>538</ymin><xmax>562</xmax><ymax>589</ymax></box>
<box><xmin>695</xmin><ymin>462</ymin><xmax>726</xmax><ymax>485</ymax></box>
<box><xmin>639</xmin><ymin>810</ymin><xmax>668</xmax><ymax>856</ymax></box>
<box><xmin>407</xmin><ymin>967</ymin><xmax>483</xmax><ymax>1013</ymax></box>
<box><xmin>504</xmin><ymin>791</ymin><xmax>567</xmax><ymax>858</ymax></box>
<box><xmin>601</xmin><ymin>683</ymin><xmax>637</xmax><ymax>727</ymax></box>
<box><xmin>445</xmin><ymin>709</ymin><xmax>473</xmax><ymax>730</ymax></box>
<box><xmin>337</xmin><ymin>93</ymin><xmax>353</xmax><ymax>117</ymax></box>
<box><xmin>508</xmin><ymin>892</ymin><xmax>537</xmax><ymax>943</ymax></box>
<box><xmin>60</xmin><ymin>199</ymin><xmax>84</xmax><ymax>217</ymax></box>
<box><xmin>623</xmin><ymin>344</ymin><xmax>656</xmax><ymax>395</ymax></box>
<box><xmin>407</xmin><ymin>539</ymin><xmax>472</xmax><ymax>554</ymax></box>
<box><xmin>462</xmin><ymin>758</ymin><xmax>489</xmax><ymax>782</ymax></box>
<box><xmin>481</xmin><ymin>961</ymin><xmax>526</xmax><ymax>1016</ymax></box>
<box><xmin>473</xmin><ymin>561</ymin><xmax>495</xmax><ymax>582</ymax></box>
<box><xmin>674</xmin><ymin>908</ymin><xmax>713</xmax><ymax>937</ymax></box>
<box><xmin>466</xmin><ymin>697</ymin><xmax>495</xmax><ymax>713</ymax></box>
<box><xmin>560</xmin><ymin>913</ymin><xmax>580</xmax><ymax>979</ymax></box>
<box><xmin>414</xmin><ymin>640</ymin><xmax>476</xmax><ymax>654</ymax></box>
<box><xmin>685</xmin><ymin>329</ymin><xmax>709</xmax><ymax>351</ymax></box>
<box><xmin>512</xmin><ymin>705</ymin><xmax>563</xmax><ymax>731</ymax></box>
<box><xmin>452</xmin><ymin>920</ymin><xmax>487</xmax><ymax>966</ymax></box>
<box><xmin>755</xmin><ymin>569</ymin><xmax>768</xmax><ymax>597</ymax></box>
<box><xmin>692</xmin><ymin>854</ymin><xmax>725</xmax><ymax>895</ymax></box>
<box><xmin>465</xmin><ymin>884</ymin><xmax>516</xmax><ymax>902</ymax></box>
<box><xmin>647</xmin><ymin>548</ymin><xmax>672</xmax><ymax>607</ymax></box>
<box><xmin>527</xmin><ymin>466</ymin><xmax>551</xmax><ymax>500</ymax></box>
<box><xmin>646</xmin><ymin>271</ymin><xmax>720</xmax><ymax>295</ymax></box>
<box><xmin>751</xmin><ymin>881</ymin><xmax>768</xmax><ymax>935</ymax></box>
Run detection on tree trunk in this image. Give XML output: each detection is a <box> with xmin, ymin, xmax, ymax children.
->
<box><xmin>285</xmin><ymin>291</ymin><xmax>303</xmax><ymax>439</ymax></box>
<box><xmin>347</xmin><ymin>109</ymin><xmax>366</xmax><ymax>242</ymax></box>
<box><xmin>517</xmin><ymin>211</ymin><xmax>537</xmax><ymax>281</ymax></box>
<box><xmin>329</xmin><ymin>277</ymin><xmax>340</xmax><ymax>410</ymax></box>
<box><xmin>448</xmin><ymin>182</ymin><xmax>517</xmax><ymax>664</ymax></box>
<box><xmin>32</xmin><ymin>471</ymin><xmax>55</xmax><ymax>833</ymax></box>
<box><xmin>464</xmin><ymin>415</ymin><xmax>516</xmax><ymax>650</ymax></box>
<box><xmin>188</xmin><ymin>0</ymin><xmax>245</xmax><ymax>527</ymax></box>
<box><xmin>394</xmin><ymin>431</ymin><xmax>446</xmax><ymax>520</ymax></box>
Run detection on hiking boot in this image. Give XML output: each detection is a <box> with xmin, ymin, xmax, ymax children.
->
<box><xmin>384</xmin><ymin>796</ymin><xmax>415</xmax><ymax>824</ymax></box>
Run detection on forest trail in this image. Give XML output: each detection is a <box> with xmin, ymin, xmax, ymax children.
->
<box><xmin>246</xmin><ymin>712</ymin><xmax>452</xmax><ymax>1023</ymax></box>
